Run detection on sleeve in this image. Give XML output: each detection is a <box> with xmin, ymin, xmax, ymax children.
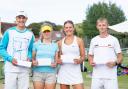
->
<box><xmin>33</xmin><ymin>42</ymin><xmax>37</xmax><ymax>52</ymax></box>
<box><xmin>0</xmin><ymin>30</ymin><xmax>13</xmax><ymax>62</ymax></box>
<box><xmin>27</xmin><ymin>35</ymin><xmax>35</xmax><ymax>60</ymax></box>
<box><xmin>114</xmin><ymin>38</ymin><xmax>121</xmax><ymax>53</ymax></box>
<box><xmin>88</xmin><ymin>39</ymin><xmax>94</xmax><ymax>55</ymax></box>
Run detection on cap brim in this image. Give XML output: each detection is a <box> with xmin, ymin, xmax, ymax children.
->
<box><xmin>42</xmin><ymin>29</ymin><xmax>51</xmax><ymax>32</ymax></box>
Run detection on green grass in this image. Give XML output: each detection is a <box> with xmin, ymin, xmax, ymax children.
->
<box><xmin>118</xmin><ymin>75</ymin><xmax>128</xmax><ymax>89</ymax></box>
<box><xmin>0</xmin><ymin>61</ymin><xmax>4</xmax><ymax>83</ymax></box>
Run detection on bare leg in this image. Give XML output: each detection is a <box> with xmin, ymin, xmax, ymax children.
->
<box><xmin>45</xmin><ymin>83</ymin><xmax>56</xmax><ymax>89</ymax></box>
<box><xmin>33</xmin><ymin>81</ymin><xmax>45</xmax><ymax>89</ymax></box>
<box><xmin>60</xmin><ymin>84</ymin><xmax>70</xmax><ymax>89</ymax></box>
<box><xmin>72</xmin><ymin>83</ymin><xmax>84</xmax><ymax>89</ymax></box>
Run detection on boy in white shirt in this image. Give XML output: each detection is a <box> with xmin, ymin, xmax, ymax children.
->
<box><xmin>88</xmin><ymin>18</ymin><xmax>122</xmax><ymax>89</ymax></box>
<box><xmin>0</xmin><ymin>11</ymin><xmax>34</xmax><ymax>89</ymax></box>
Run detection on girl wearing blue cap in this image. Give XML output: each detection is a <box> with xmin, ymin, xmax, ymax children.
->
<box><xmin>32</xmin><ymin>24</ymin><xmax>59</xmax><ymax>89</ymax></box>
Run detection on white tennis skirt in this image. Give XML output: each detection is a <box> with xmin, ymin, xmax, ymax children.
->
<box><xmin>57</xmin><ymin>63</ymin><xmax>83</xmax><ymax>85</ymax></box>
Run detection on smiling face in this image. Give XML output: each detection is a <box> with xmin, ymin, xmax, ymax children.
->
<box><xmin>64</xmin><ymin>22</ymin><xmax>74</xmax><ymax>36</ymax></box>
<box><xmin>96</xmin><ymin>19</ymin><xmax>108</xmax><ymax>34</ymax></box>
<box><xmin>16</xmin><ymin>15</ymin><xmax>27</xmax><ymax>29</ymax></box>
<box><xmin>42</xmin><ymin>30</ymin><xmax>52</xmax><ymax>39</ymax></box>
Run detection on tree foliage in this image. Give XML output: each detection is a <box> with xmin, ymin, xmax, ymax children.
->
<box><xmin>28</xmin><ymin>21</ymin><xmax>62</xmax><ymax>37</ymax></box>
<box><xmin>27</xmin><ymin>23</ymin><xmax>41</xmax><ymax>36</ymax></box>
<box><xmin>82</xmin><ymin>2</ymin><xmax>126</xmax><ymax>37</ymax></box>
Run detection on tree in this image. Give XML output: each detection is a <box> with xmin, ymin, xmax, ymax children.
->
<box><xmin>75</xmin><ymin>23</ymin><xmax>84</xmax><ymax>37</ymax></box>
<box><xmin>28</xmin><ymin>21</ymin><xmax>63</xmax><ymax>37</ymax></box>
<box><xmin>55</xmin><ymin>25</ymin><xmax>63</xmax><ymax>31</ymax></box>
<box><xmin>27</xmin><ymin>23</ymin><xmax>41</xmax><ymax>36</ymax></box>
<box><xmin>82</xmin><ymin>2</ymin><xmax>126</xmax><ymax>37</ymax></box>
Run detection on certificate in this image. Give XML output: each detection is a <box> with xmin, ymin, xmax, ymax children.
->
<box><xmin>37</xmin><ymin>58</ymin><xmax>52</xmax><ymax>66</ymax></box>
<box><xmin>61</xmin><ymin>55</ymin><xmax>79</xmax><ymax>63</ymax></box>
<box><xmin>17</xmin><ymin>60</ymin><xmax>32</xmax><ymax>67</ymax></box>
<box><xmin>93</xmin><ymin>58</ymin><xmax>108</xmax><ymax>65</ymax></box>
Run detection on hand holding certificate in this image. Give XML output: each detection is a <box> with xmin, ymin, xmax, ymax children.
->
<box><xmin>37</xmin><ymin>58</ymin><xmax>52</xmax><ymax>66</ymax></box>
<box><xmin>17</xmin><ymin>60</ymin><xmax>32</xmax><ymax>67</ymax></box>
<box><xmin>61</xmin><ymin>55</ymin><xmax>79</xmax><ymax>64</ymax></box>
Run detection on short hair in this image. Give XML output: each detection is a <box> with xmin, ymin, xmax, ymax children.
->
<box><xmin>96</xmin><ymin>17</ymin><xmax>109</xmax><ymax>25</ymax></box>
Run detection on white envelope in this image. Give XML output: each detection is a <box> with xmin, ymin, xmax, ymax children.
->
<box><xmin>94</xmin><ymin>58</ymin><xmax>108</xmax><ymax>65</ymax></box>
<box><xmin>95</xmin><ymin>63</ymin><xmax>106</xmax><ymax>66</ymax></box>
<box><xmin>95</xmin><ymin>61</ymin><xmax>107</xmax><ymax>65</ymax></box>
<box><xmin>61</xmin><ymin>55</ymin><xmax>79</xmax><ymax>63</ymax></box>
<box><xmin>17</xmin><ymin>60</ymin><xmax>32</xmax><ymax>67</ymax></box>
<box><xmin>37</xmin><ymin>58</ymin><xmax>52</xmax><ymax>66</ymax></box>
<box><xmin>95</xmin><ymin>60</ymin><xmax>116</xmax><ymax>65</ymax></box>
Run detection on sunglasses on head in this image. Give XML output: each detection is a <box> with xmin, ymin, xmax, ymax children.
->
<box><xmin>43</xmin><ymin>30</ymin><xmax>50</xmax><ymax>33</ymax></box>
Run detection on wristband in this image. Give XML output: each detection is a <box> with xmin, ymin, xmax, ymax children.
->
<box><xmin>115</xmin><ymin>61</ymin><xmax>118</xmax><ymax>66</ymax></box>
<box><xmin>115</xmin><ymin>61</ymin><xmax>121</xmax><ymax>66</ymax></box>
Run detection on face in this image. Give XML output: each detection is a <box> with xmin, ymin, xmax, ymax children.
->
<box><xmin>16</xmin><ymin>15</ymin><xmax>27</xmax><ymax>28</ymax></box>
<box><xmin>64</xmin><ymin>23</ymin><xmax>74</xmax><ymax>36</ymax></box>
<box><xmin>96</xmin><ymin>20</ymin><xmax>108</xmax><ymax>33</ymax></box>
<box><xmin>42</xmin><ymin>30</ymin><xmax>51</xmax><ymax>39</ymax></box>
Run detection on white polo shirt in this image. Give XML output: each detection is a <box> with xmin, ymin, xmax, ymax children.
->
<box><xmin>89</xmin><ymin>35</ymin><xmax>121</xmax><ymax>79</ymax></box>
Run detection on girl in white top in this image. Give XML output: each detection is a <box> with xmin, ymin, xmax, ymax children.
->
<box><xmin>57</xmin><ymin>20</ymin><xmax>85</xmax><ymax>89</ymax></box>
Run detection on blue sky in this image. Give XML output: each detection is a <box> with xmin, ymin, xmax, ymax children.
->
<box><xmin>0</xmin><ymin>0</ymin><xmax>128</xmax><ymax>25</ymax></box>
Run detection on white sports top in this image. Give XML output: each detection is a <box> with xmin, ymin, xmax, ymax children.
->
<box><xmin>57</xmin><ymin>36</ymin><xmax>83</xmax><ymax>85</ymax></box>
<box><xmin>62</xmin><ymin>36</ymin><xmax>80</xmax><ymax>57</ymax></box>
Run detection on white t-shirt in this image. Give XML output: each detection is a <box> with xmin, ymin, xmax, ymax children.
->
<box><xmin>89</xmin><ymin>35</ymin><xmax>121</xmax><ymax>79</ymax></box>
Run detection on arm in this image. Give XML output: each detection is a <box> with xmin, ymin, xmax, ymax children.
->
<box><xmin>51</xmin><ymin>43</ymin><xmax>59</xmax><ymax>67</ymax></box>
<box><xmin>106</xmin><ymin>53</ymin><xmax>122</xmax><ymax>68</ymax></box>
<box><xmin>32</xmin><ymin>51</ymin><xmax>38</xmax><ymax>66</ymax></box>
<box><xmin>107</xmin><ymin>38</ymin><xmax>123</xmax><ymax>68</ymax></box>
<box><xmin>88</xmin><ymin>39</ymin><xmax>96</xmax><ymax>66</ymax></box>
<box><xmin>114</xmin><ymin>39</ymin><xmax>123</xmax><ymax>65</ymax></box>
<box><xmin>115</xmin><ymin>38</ymin><xmax>123</xmax><ymax>64</ymax></box>
<box><xmin>27</xmin><ymin>35</ymin><xmax>35</xmax><ymax>61</ymax></box>
<box><xmin>51</xmin><ymin>50</ymin><xmax>59</xmax><ymax>67</ymax></box>
<box><xmin>32</xmin><ymin>42</ymin><xmax>38</xmax><ymax>66</ymax></box>
<box><xmin>116</xmin><ymin>53</ymin><xmax>123</xmax><ymax>64</ymax></box>
<box><xmin>88</xmin><ymin>54</ymin><xmax>95</xmax><ymax>67</ymax></box>
<box><xmin>0</xmin><ymin>30</ymin><xmax>13</xmax><ymax>62</ymax></box>
<box><xmin>55</xmin><ymin>43</ymin><xmax>59</xmax><ymax>63</ymax></box>
<box><xmin>79</xmin><ymin>38</ymin><xmax>85</xmax><ymax>62</ymax></box>
<box><xmin>74</xmin><ymin>37</ymin><xmax>85</xmax><ymax>64</ymax></box>
<box><xmin>56</xmin><ymin>40</ymin><xmax>62</xmax><ymax>64</ymax></box>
